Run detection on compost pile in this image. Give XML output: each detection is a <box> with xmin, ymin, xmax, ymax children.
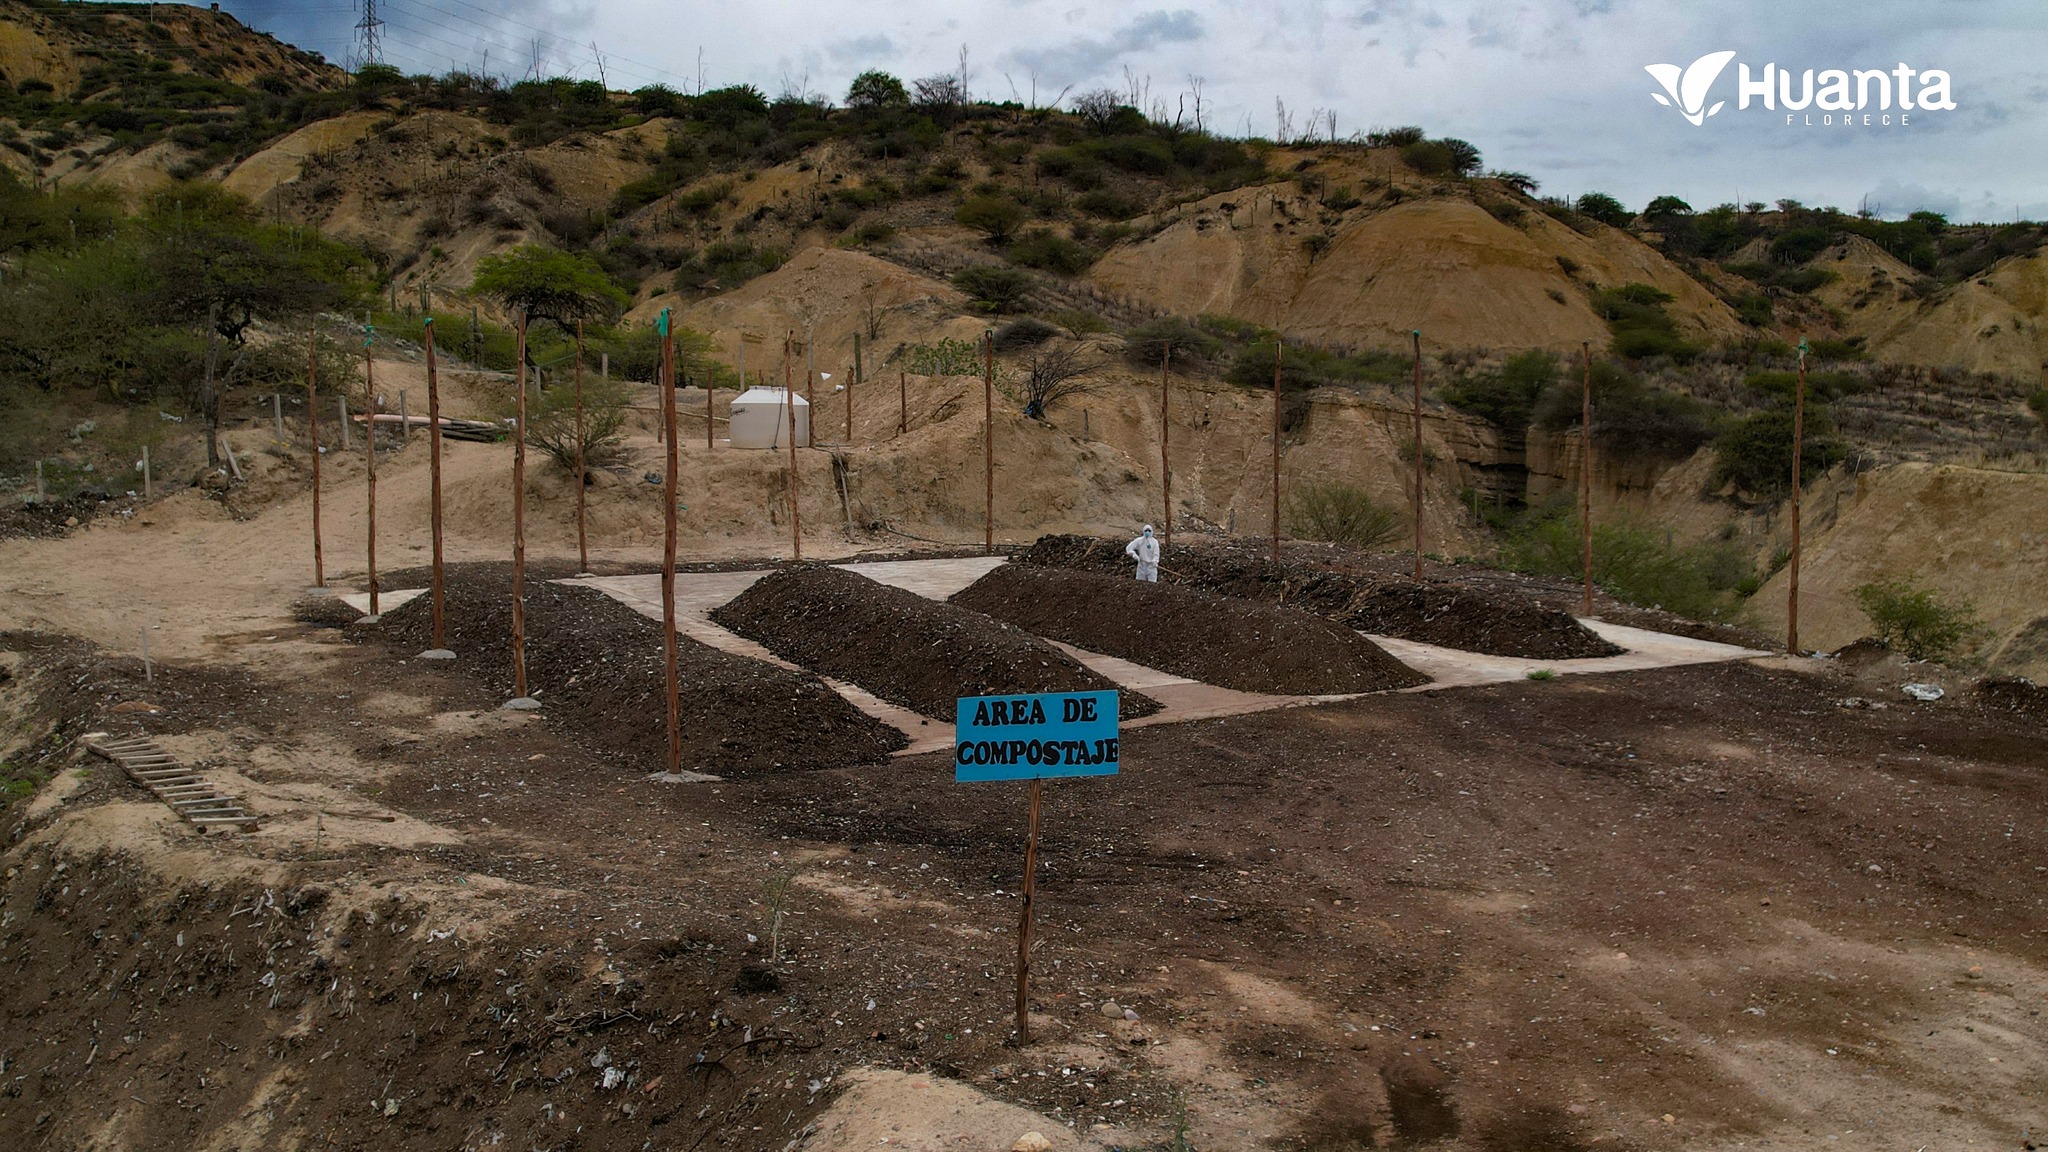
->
<box><xmin>952</xmin><ymin>564</ymin><xmax>1428</xmax><ymax>695</ymax></box>
<box><xmin>711</xmin><ymin>564</ymin><xmax>1156</xmax><ymax>721</ymax></box>
<box><xmin>1018</xmin><ymin>534</ymin><xmax>1622</xmax><ymax>660</ymax></box>
<box><xmin>379</xmin><ymin>564</ymin><xmax>906</xmax><ymax>774</ymax></box>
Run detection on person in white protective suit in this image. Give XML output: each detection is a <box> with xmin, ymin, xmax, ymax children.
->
<box><xmin>1125</xmin><ymin>525</ymin><xmax>1161</xmax><ymax>582</ymax></box>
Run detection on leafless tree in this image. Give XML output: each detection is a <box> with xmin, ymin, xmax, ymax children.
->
<box><xmin>859</xmin><ymin>289</ymin><xmax>887</xmax><ymax>342</ymax></box>
<box><xmin>1187</xmin><ymin>75</ymin><xmax>1207</xmax><ymax>132</ymax></box>
<box><xmin>1274</xmin><ymin>98</ymin><xmax>1292</xmax><ymax>144</ymax></box>
<box><xmin>1072</xmin><ymin>88</ymin><xmax>1123</xmax><ymax>132</ymax></box>
<box><xmin>591</xmin><ymin>42</ymin><xmax>607</xmax><ymax>89</ymax></box>
<box><xmin>1017</xmin><ymin>343</ymin><xmax>1105</xmax><ymax>419</ymax></box>
<box><xmin>914</xmin><ymin>74</ymin><xmax>965</xmax><ymax>107</ymax></box>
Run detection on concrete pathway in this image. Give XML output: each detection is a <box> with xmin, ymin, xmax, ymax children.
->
<box><xmin>556</xmin><ymin>559</ymin><xmax>1767</xmax><ymax>756</ymax></box>
<box><xmin>338</xmin><ymin>588</ymin><xmax>425</xmax><ymax>615</ymax></box>
<box><xmin>1372</xmin><ymin>618</ymin><xmax>1766</xmax><ymax>691</ymax></box>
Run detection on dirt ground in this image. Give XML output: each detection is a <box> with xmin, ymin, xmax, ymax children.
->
<box><xmin>1</xmin><ymin>432</ymin><xmax>2045</xmax><ymax>1152</ymax></box>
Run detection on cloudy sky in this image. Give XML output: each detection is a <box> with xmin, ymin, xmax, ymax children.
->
<box><xmin>205</xmin><ymin>0</ymin><xmax>2048</xmax><ymax>222</ymax></box>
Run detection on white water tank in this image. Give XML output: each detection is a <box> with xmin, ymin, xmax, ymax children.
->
<box><xmin>726</xmin><ymin>387</ymin><xmax>810</xmax><ymax>449</ymax></box>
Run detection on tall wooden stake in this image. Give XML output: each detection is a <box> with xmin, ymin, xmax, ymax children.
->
<box><xmin>511</xmin><ymin>311</ymin><xmax>529</xmax><ymax>699</ymax></box>
<box><xmin>1016</xmin><ymin>777</ymin><xmax>1043</xmax><ymax>1044</ymax></box>
<box><xmin>1410</xmin><ymin>330</ymin><xmax>1423</xmax><ymax>579</ymax></box>
<box><xmin>1271</xmin><ymin>341</ymin><xmax>1282</xmax><ymax>562</ymax></box>
<box><xmin>1580</xmin><ymin>341</ymin><xmax>1594</xmax><ymax>616</ymax></box>
<box><xmin>307</xmin><ymin>327</ymin><xmax>323</xmax><ymax>587</ymax></box>
<box><xmin>899</xmin><ymin>369</ymin><xmax>907</xmax><ymax>436</ymax></box>
<box><xmin>574</xmin><ymin>319</ymin><xmax>589</xmax><ymax>573</ymax></box>
<box><xmin>984</xmin><ymin>331</ymin><xmax>995</xmax><ymax>555</ymax></box>
<box><xmin>661</xmin><ymin>310</ymin><xmax>682</xmax><ymax>776</ymax></box>
<box><xmin>426</xmin><ymin>319</ymin><xmax>447</xmax><ymax>650</ymax></box>
<box><xmin>1160</xmin><ymin>342</ymin><xmax>1172</xmax><ymax>547</ymax></box>
<box><xmin>364</xmin><ymin>321</ymin><xmax>379</xmax><ymax>616</ymax></box>
<box><xmin>785</xmin><ymin>334</ymin><xmax>802</xmax><ymax>561</ymax></box>
<box><xmin>849</xmin><ymin>332</ymin><xmax>860</xmax><ymax>442</ymax></box>
<box><xmin>1788</xmin><ymin>339</ymin><xmax>1807</xmax><ymax>654</ymax></box>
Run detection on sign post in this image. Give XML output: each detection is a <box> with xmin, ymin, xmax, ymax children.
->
<box><xmin>955</xmin><ymin>689</ymin><xmax>1120</xmax><ymax>1045</ymax></box>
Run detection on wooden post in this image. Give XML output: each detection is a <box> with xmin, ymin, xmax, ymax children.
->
<box><xmin>660</xmin><ymin>311</ymin><xmax>682</xmax><ymax>777</ymax></box>
<box><xmin>1160</xmin><ymin>342</ymin><xmax>1172</xmax><ymax>548</ymax></box>
<box><xmin>139</xmin><ymin>628</ymin><xmax>151</xmax><ymax>685</ymax></box>
<box><xmin>1788</xmin><ymin>339</ymin><xmax>1807</xmax><ymax>655</ymax></box>
<box><xmin>338</xmin><ymin>395</ymin><xmax>350</xmax><ymax>451</ymax></box>
<box><xmin>308</xmin><ymin>327</ymin><xmax>323</xmax><ymax>587</ymax></box>
<box><xmin>426</xmin><ymin>319</ymin><xmax>446</xmax><ymax>651</ymax></box>
<box><xmin>1410</xmin><ymin>330</ymin><xmax>1423</xmax><ymax>580</ymax></box>
<box><xmin>222</xmin><ymin>437</ymin><xmax>243</xmax><ymax>481</ymax></box>
<box><xmin>1271</xmin><ymin>341</ymin><xmax>1282</xmax><ymax>562</ymax></box>
<box><xmin>272</xmin><ymin>392</ymin><xmax>285</xmax><ymax>448</ymax></box>
<box><xmin>849</xmin><ymin>332</ymin><xmax>860</xmax><ymax>442</ymax></box>
<box><xmin>398</xmin><ymin>390</ymin><xmax>408</xmax><ymax>446</ymax></box>
<box><xmin>140</xmin><ymin>444</ymin><xmax>152</xmax><ymax>502</ymax></box>
<box><xmin>511</xmin><ymin>311</ymin><xmax>529</xmax><ymax>698</ymax></box>
<box><xmin>1015</xmin><ymin>777</ymin><xmax>1043</xmax><ymax>1044</ymax></box>
<box><xmin>575</xmin><ymin>319</ymin><xmax>589</xmax><ymax>574</ymax></box>
<box><xmin>784</xmin><ymin>333</ymin><xmax>802</xmax><ymax>561</ymax></box>
<box><xmin>364</xmin><ymin>322</ymin><xmax>378</xmax><ymax>616</ymax></box>
<box><xmin>984</xmin><ymin>331</ymin><xmax>995</xmax><ymax>555</ymax></box>
<box><xmin>1581</xmin><ymin>341</ymin><xmax>1594</xmax><ymax>616</ymax></box>
<box><xmin>601</xmin><ymin>352</ymin><xmax>608</xmax><ymax>382</ymax></box>
<box><xmin>34</xmin><ymin>459</ymin><xmax>43</xmax><ymax>503</ymax></box>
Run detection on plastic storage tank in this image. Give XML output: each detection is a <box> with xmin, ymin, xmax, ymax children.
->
<box><xmin>726</xmin><ymin>387</ymin><xmax>810</xmax><ymax>449</ymax></box>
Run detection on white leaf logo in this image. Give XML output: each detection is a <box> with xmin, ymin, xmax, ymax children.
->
<box><xmin>1644</xmin><ymin>51</ymin><xmax>1736</xmax><ymax>126</ymax></box>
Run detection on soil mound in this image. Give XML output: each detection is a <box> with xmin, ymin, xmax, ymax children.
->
<box><xmin>379</xmin><ymin>564</ymin><xmax>905</xmax><ymax>774</ymax></box>
<box><xmin>710</xmin><ymin>565</ymin><xmax>1156</xmax><ymax>722</ymax></box>
<box><xmin>950</xmin><ymin>564</ymin><xmax>1427</xmax><ymax>695</ymax></box>
<box><xmin>1340</xmin><ymin>581</ymin><xmax>1622</xmax><ymax>661</ymax></box>
<box><xmin>1973</xmin><ymin>676</ymin><xmax>2048</xmax><ymax>722</ymax></box>
<box><xmin>1018</xmin><ymin>535</ymin><xmax>1621</xmax><ymax>660</ymax></box>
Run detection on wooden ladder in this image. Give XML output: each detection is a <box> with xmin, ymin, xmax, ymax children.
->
<box><xmin>82</xmin><ymin>732</ymin><xmax>261</xmax><ymax>833</ymax></box>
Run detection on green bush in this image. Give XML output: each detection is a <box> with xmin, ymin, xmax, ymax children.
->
<box><xmin>2028</xmin><ymin>387</ymin><xmax>2048</xmax><ymax>425</ymax></box>
<box><xmin>1123</xmin><ymin>316</ymin><xmax>1223</xmax><ymax>367</ymax></box>
<box><xmin>902</xmin><ymin>337</ymin><xmax>984</xmax><ymax>376</ymax></box>
<box><xmin>1711</xmin><ymin>406</ymin><xmax>1846</xmax><ymax>497</ymax></box>
<box><xmin>1851</xmin><ymin>578</ymin><xmax>1982</xmax><ymax>661</ymax></box>
<box><xmin>1441</xmin><ymin>350</ymin><xmax>1558</xmax><ymax>432</ymax></box>
<box><xmin>1533</xmin><ymin>360</ymin><xmax>1715</xmax><ymax>460</ymax></box>
<box><xmin>951</xmin><ymin>265</ymin><xmax>1033</xmax><ymax>313</ymax></box>
<box><xmin>1591</xmin><ymin>282</ymin><xmax>1700</xmax><ymax>362</ymax></box>
<box><xmin>1507</xmin><ymin>514</ymin><xmax>1754</xmax><ymax>622</ymax></box>
<box><xmin>1075</xmin><ymin>188</ymin><xmax>1144</xmax><ymax>220</ymax></box>
<box><xmin>992</xmin><ymin>318</ymin><xmax>1059</xmax><ymax>351</ymax></box>
<box><xmin>956</xmin><ymin>194</ymin><xmax>1026</xmax><ymax>244</ymax></box>
<box><xmin>1006</xmin><ymin>229</ymin><xmax>1096</xmax><ymax>275</ymax></box>
<box><xmin>1287</xmin><ymin>482</ymin><xmax>1404</xmax><ymax>549</ymax></box>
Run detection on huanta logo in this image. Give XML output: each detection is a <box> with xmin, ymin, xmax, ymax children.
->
<box><xmin>1645</xmin><ymin>52</ymin><xmax>1956</xmax><ymax>127</ymax></box>
<box><xmin>1645</xmin><ymin>51</ymin><xmax>1735</xmax><ymax>125</ymax></box>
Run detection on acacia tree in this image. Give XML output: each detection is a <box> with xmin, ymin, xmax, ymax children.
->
<box><xmin>846</xmin><ymin>70</ymin><xmax>908</xmax><ymax>110</ymax></box>
<box><xmin>141</xmin><ymin>182</ymin><xmax>365</xmax><ymax>464</ymax></box>
<box><xmin>470</xmin><ymin>245</ymin><xmax>629</xmax><ymax>380</ymax></box>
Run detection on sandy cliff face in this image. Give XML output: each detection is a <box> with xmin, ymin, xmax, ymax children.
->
<box><xmin>1091</xmin><ymin>192</ymin><xmax>1745</xmax><ymax>354</ymax></box>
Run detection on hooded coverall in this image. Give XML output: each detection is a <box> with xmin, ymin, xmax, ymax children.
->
<box><xmin>1125</xmin><ymin>528</ymin><xmax>1161</xmax><ymax>582</ymax></box>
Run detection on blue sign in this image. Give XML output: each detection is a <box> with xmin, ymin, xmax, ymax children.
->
<box><xmin>954</xmin><ymin>690</ymin><xmax>1120</xmax><ymax>782</ymax></box>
